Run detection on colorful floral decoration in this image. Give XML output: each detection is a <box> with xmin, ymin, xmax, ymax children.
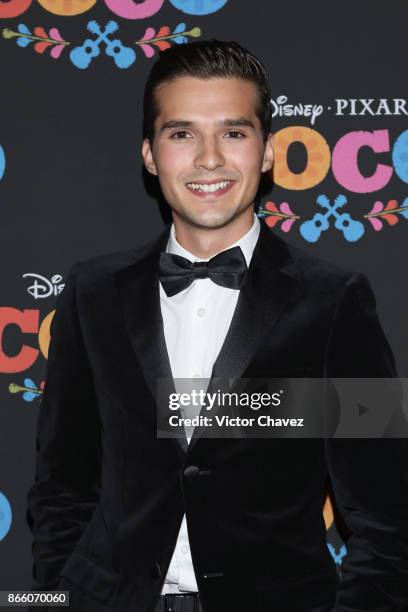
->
<box><xmin>2</xmin><ymin>21</ymin><xmax>201</xmax><ymax>67</ymax></box>
<box><xmin>9</xmin><ymin>378</ymin><xmax>44</xmax><ymax>401</ymax></box>
<box><xmin>364</xmin><ymin>198</ymin><xmax>408</xmax><ymax>231</ymax></box>
<box><xmin>257</xmin><ymin>201</ymin><xmax>299</xmax><ymax>232</ymax></box>
<box><xmin>136</xmin><ymin>22</ymin><xmax>201</xmax><ymax>57</ymax></box>
<box><xmin>2</xmin><ymin>23</ymin><xmax>68</xmax><ymax>58</ymax></box>
<box><xmin>258</xmin><ymin>195</ymin><xmax>408</xmax><ymax>242</ymax></box>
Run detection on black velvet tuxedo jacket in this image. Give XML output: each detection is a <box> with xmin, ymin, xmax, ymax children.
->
<box><xmin>26</xmin><ymin>221</ymin><xmax>408</xmax><ymax>612</ymax></box>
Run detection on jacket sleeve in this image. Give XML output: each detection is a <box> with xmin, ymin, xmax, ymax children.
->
<box><xmin>324</xmin><ymin>273</ymin><xmax>408</xmax><ymax>611</ymax></box>
<box><xmin>26</xmin><ymin>262</ymin><xmax>102</xmax><ymax>591</ymax></box>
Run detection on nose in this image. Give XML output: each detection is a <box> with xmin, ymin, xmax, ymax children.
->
<box><xmin>194</xmin><ymin>135</ymin><xmax>225</xmax><ymax>171</ymax></box>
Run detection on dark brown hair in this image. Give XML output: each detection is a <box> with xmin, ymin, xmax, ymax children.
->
<box><xmin>143</xmin><ymin>40</ymin><xmax>272</xmax><ymax>142</ymax></box>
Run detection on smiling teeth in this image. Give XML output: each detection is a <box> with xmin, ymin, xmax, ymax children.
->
<box><xmin>187</xmin><ymin>181</ymin><xmax>231</xmax><ymax>193</ymax></box>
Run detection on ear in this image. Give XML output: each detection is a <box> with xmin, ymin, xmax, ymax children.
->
<box><xmin>261</xmin><ymin>132</ymin><xmax>274</xmax><ymax>173</ymax></box>
<box><xmin>142</xmin><ymin>138</ymin><xmax>158</xmax><ymax>176</ymax></box>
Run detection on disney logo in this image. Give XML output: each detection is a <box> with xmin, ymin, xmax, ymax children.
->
<box><xmin>270</xmin><ymin>95</ymin><xmax>324</xmax><ymax>125</ymax></box>
<box><xmin>23</xmin><ymin>273</ymin><xmax>65</xmax><ymax>299</ymax></box>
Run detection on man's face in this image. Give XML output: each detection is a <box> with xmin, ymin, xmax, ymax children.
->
<box><xmin>142</xmin><ymin>76</ymin><xmax>273</xmax><ymax>230</ymax></box>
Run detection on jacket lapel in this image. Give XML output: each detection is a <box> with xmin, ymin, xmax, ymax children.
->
<box><xmin>212</xmin><ymin>222</ymin><xmax>299</xmax><ymax>380</ymax></box>
<box><xmin>115</xmin><ymin>225</ymin><xmax>188</xmax><ymax>454</ymax></box>
<box><xmin>188</xmin><ymin>222</ymin><xmax>300</xmax><ymax>449</ymax></box>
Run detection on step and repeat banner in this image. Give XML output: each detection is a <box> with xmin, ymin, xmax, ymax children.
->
<box><xmin>1</xmin><ymin>0</ymin><xmax>407</xmax><ymax>599</ymax></box>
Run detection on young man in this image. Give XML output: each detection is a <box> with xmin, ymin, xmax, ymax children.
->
<box><xmin>27</xmin><ymin>41</ymin><xmax>408</xmax><ymax>612</ymax></box>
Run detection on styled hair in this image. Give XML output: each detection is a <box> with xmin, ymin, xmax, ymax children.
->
<box><xmin>143</xmin><ymin>40</ymin><xmax>272</xmax><ymax>142</ymax></box>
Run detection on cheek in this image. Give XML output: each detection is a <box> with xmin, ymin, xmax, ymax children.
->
<box><xmin>229</xmin><ymin>143</ymin><xmax>265</xmax><ymax>175</ymax></box>
<box><xmin>155</xmin><ymin>148</ymin><xmax>192</xmax><ymax>182</ymax></box>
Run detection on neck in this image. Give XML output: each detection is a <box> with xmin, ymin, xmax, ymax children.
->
<box><xmin>172</xmin><ymin>207</ymin><xmax>255</xmax><ymax>259</ymax></box>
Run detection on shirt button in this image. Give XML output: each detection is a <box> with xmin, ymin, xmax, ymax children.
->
<box><xmin>196</xmin><ymin>307</ymin><xmax>206</xmax><ymax>317</ymax></box>
<box><xmin>181</xmin><ymin>545</ymin><xmax>189</xmax><ymax>554</ymax></box>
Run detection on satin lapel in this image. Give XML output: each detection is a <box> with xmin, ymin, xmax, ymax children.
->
<box><xmin>189</xmin><ymin>223</ymin><xmax>300</xmax><ymax>450</ymax></box>
<box><xmin>115</xmin><ymin>225</ymin><xmax>188</xmax><ymax>454</ymax></box>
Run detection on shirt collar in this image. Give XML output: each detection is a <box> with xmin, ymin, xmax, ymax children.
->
<box><xmin>166</xmin><ymin>213</ymin><xmax>260</xmax><ymax>267</ymax></box>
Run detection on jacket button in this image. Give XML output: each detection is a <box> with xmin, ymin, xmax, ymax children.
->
<box><xmin>183</xmin><ymin>465</ymin><xmax>200</xmax><ymax>480</ymax></box>
<box><xmin>151</xmin><ymin>562</ymin><xmax>161</xmax><ymax>580</ymax></box>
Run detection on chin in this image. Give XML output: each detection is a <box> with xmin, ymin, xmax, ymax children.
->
<box><xmin>184</xmin><ymin>208</ymin><xmax>240</xmax><ymax>230</ymax></box>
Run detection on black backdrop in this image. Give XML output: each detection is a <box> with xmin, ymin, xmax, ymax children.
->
<box><xmin>1</xmin><ymin>0</ymin><xmax>407</xmax><ymax>599</ymax></box>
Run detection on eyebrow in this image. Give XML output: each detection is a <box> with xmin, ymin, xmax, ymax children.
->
<box><xmin>159</xmin><ymin>117</ymin><xmax>256</xmax><ymax>132</ymax></box>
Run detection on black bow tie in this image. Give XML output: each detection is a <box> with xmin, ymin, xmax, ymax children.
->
<box><xmin>159</xmin><ymin>246</ymin><xmax>248</xmax><ymax>297</ymax></box>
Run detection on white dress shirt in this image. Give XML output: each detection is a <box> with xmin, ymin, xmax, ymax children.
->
<box><xmin>159</xmin><ymin>213</ymin><xmax>260</xmax><ymax>594</ymax></box>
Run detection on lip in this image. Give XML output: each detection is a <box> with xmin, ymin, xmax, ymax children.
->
<box><xmin>185</xmin><ymin>180</ymin><xmax>236</xmax><ymax>199</ymax></box>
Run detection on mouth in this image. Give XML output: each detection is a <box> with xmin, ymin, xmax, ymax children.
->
<box><xmin>185</xmin><ymin>180</ymin><xmax>236</xmax><ymax>198</ymax></box>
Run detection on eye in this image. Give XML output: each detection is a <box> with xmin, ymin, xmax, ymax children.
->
<box><xmin>225</xmin><ymin>130</ymin><xmax>245</xmax><ymax>139</ymax></box>
<box><xmin>170</xmin><ymin>131</ymin><xmax>193</xmax><ymax>139</ymax></box>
